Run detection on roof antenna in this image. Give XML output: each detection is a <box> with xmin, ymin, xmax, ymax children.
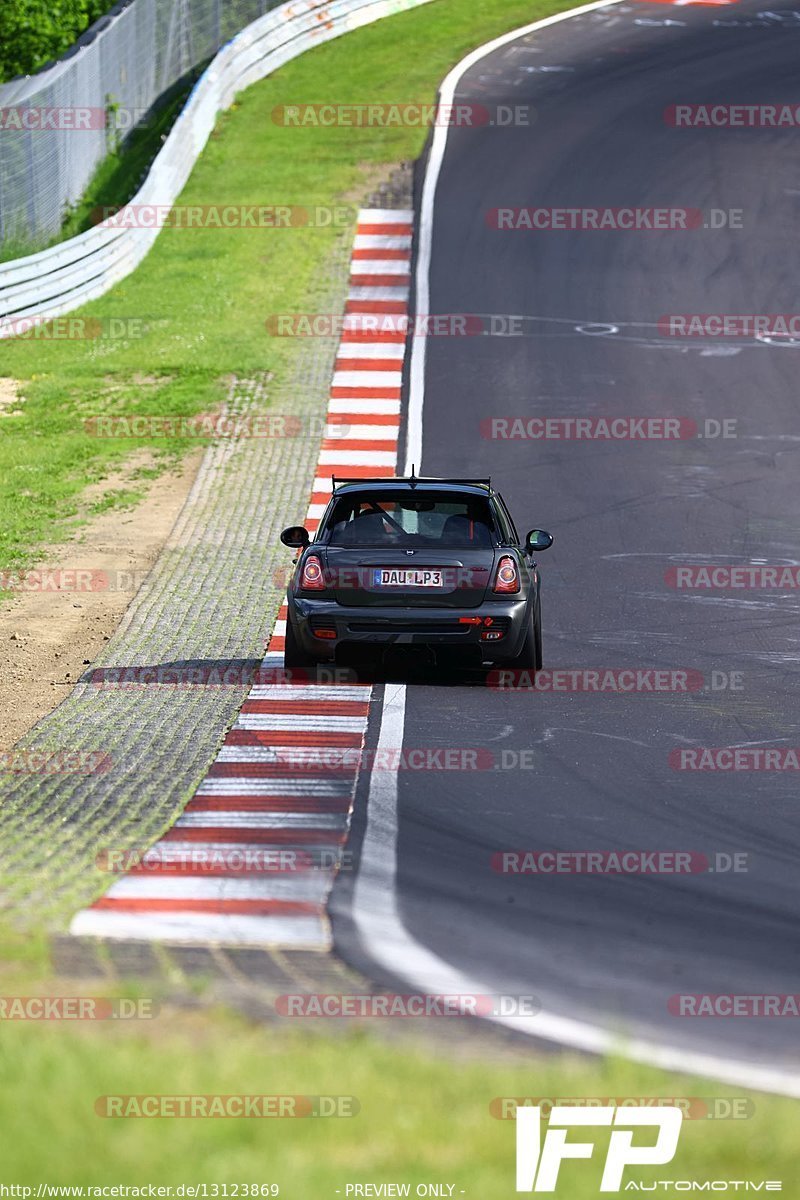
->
<box><xmin>409</xmin><ymin>464</ymin><xmax>417</xmax><ymax>489</ymax></box>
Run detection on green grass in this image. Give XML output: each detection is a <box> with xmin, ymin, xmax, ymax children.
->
<box><xmin>0</xmin><ymin>0</ymin><xmax>571</xmax><ymax>584</ymax></box>
<box><xmin>87</xmin><ymin>488</ymin><xmax>144</xmax><ymax>515</ymax></box>
<box><xmin>0</xmin><ymin>970</ymin><xmax>796</xmax><ymax>1193</ymax></box>
<box><xmin>62</xmin><ymin>82</ymin><xmax>205</xmax><ymax>245</ymax></box>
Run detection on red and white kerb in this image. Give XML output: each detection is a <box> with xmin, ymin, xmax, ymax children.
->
<box><xmin>70</xmin><ymin>210</ymin><xmax>411</xmax><ymax>948</ymax></box>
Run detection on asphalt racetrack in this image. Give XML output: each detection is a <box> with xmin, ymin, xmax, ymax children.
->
<box><xmin>334</xmin><ymin>0</ymin><xmax>800</xmax><ymax>1083</ymax></box>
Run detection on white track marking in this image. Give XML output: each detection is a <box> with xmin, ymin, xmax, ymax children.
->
<box><xmin>354</xmin><ymin>235</ymin><xmax>413</xmax><ymax>250</ymax></box>
<box><xmin>126</xmin><ymin>840</ymin><xmax>335</xmax><ymax>861</ymax></box>
<box><xmin>328</xmin><ymin>399</ymin><xmax>402</xmax><ymax>414</ymax></box>
<box><xmin>330</xmin><ymin>372</ymin><xmax>403</xmax><ymax>390</ymax></box>
<box><xmin>216</xmin><ymin>747</ymin><xmax>360</xmax><ymax>765</ymax></box>
<box><xmin>359</xmin><ymin>209</ymin><xmax>414</xmax><ymax>221</ymax></box>
<box><xmin>319</xmin><ymin>448</ymin><xmax>398</xmax><ymax>466</ymax></box>
<box><xmin>71</xmin><ymin>910</ymin><xmax>328</xmax><ymax>946</ymax></box>
<box><xmin>175</xmin><ymin>812</ymin><xmax>348</xmax><ymax>830</ymax></box>
<box><xmin>235</xmin><ymin>715</ymin><xmax>367</xmax><ymax>732</ymax></box>
<box><xmin>348</xmin><ymin>286</ymin><xmax>409</xmax><ymax>302</ymax></box>
<box><xmin>106</xmin><ymin>876</ymin><xmax>331</xmax><ymax>902</ymax></box>
<box><xmin>325</xmin><ymin>424</ymin><xmax>399</xmax><ymax>440</ymax></box>
<box><xmin>350</xmin><ymin>260</ymin><xmax>411</xmax><ymax>275</ymax></box>
<box><xmin>194</xmin><ymin>780</ymin><xmax>352</xmax><ymax>797</ymax></box>
<box><xmin>337</xmin><ymin>342</ymin><xmax>407</xmax><ymax>359</ymax></box>
<box><xmin>245</xmin><ymin>686</ymin><xmax>370</xmax><ymax>700</ymax></box>
<box><xmin>352</xmin><ymin>3</ymin><xmax>800</xmax><ymax>1098</ymax></box>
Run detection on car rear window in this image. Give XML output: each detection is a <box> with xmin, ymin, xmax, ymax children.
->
<box><xmin>324</xmin><ymin>492</ymin><xmax>497</xmax><ymax>548</ymax></box>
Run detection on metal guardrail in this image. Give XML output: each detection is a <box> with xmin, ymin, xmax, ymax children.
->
<box><xmin>0</xmin><ymin>0</ymin><xmax>432</xmax><ymax>335</ymax></box>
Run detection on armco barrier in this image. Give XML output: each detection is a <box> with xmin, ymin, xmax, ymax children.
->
<box><xmin>0</xmin><ymin>0</ymin><xmax>432</xmax><ymax>335</ymax></box>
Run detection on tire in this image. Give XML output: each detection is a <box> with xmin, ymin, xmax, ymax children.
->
<box><xmin>284</xmin><ymin>615</ymin><xmax>316</xmax><ymax>669</ymax></box>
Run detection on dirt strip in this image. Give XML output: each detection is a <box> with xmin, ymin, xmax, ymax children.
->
<box><xmin>0</xmin><ymin>453</ymin><xmax>203</xmax><ymax>752</ymax></box>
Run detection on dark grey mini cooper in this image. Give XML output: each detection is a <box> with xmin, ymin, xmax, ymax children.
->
<box><xmin>280</xmin><ymin>475</ymin><xmax>553</xmax><ymax>670</ymax></box>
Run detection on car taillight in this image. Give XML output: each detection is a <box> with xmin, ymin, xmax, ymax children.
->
<box><xmin>300</xmin><ymin>554</ymin><xmax>326</xmax><ymax>591</ymax></box>
<box><xmin>493</xmin><ymin>555</ymin><xmax>520</xmax><ymax>594</ymax></box>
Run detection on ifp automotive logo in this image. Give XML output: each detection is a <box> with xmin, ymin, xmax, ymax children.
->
<box><xmin>515</xmin><ymin>1104</ymin><xmax>683</xmax><ymax>1192</ymax></box>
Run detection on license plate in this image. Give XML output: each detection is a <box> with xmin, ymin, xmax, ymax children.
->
<box><xmin>373</xmin><ymin>568</ymin><xmax>444</xmax><ymax>588</ymax></box>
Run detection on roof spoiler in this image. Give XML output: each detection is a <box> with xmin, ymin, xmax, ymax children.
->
<box><xmin>331</xmin><ymin>471</ymin><xmax>493</xmax><ymax>491</ymax></box>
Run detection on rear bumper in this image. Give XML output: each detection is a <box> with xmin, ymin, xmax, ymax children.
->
<box><xmin>288</xmin><ymin>596</ymin><xmax>532</xmax><ymax>661</ymax></box>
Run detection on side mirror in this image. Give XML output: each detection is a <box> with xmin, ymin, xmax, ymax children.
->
<box><xmin>280</xmin><ymin>526</ymin><xmax>310</xmax><ymax>549</ymax></box>
<box><xmin>525</xmin><ymin>529</ymin><xmax>554</xmax><ymax>554</ymax></box>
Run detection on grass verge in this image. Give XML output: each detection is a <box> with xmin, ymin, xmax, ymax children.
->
<box><xmin>2</xmin><ymin>0</ymin><xmax>570</xmax><ymax>585</ymax></box>
<box><xmin>0</xmin><ymin>969</ymin><xmax>796</xmax><ymax>1193</ymax></box>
